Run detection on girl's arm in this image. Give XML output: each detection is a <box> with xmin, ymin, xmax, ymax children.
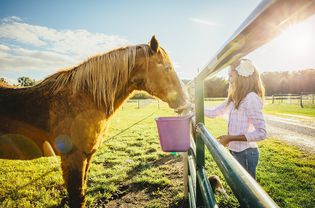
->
<box><xmin>217</xmin><ymin>135</ymin><xmax>246</xmax><ymax>146</ymax></box>
<box><xmin>204</xmin><ymin>100</ymin><xmax>231</xmax><ymax>118</ymax></box>
<box><xmin>244</xmin><ymin>93</ymin><xmax>267</xmax><ymax>141</ymax></box>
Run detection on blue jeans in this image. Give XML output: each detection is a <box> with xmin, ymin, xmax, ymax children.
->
<box><xmin>230</xmin><ymin>148</ymin><xmax>259</xmax><ymax>179</ymax></box>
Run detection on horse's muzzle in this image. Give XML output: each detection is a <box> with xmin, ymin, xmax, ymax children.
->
<box><xmin>174</xmin><ymin>102</ymin><xmax>193</xmax><ymax>115</ymax></box>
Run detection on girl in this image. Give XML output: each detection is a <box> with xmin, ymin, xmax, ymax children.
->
<box><xmin>205</xmin><ymin>59</ymin><xmax>266</xmax><ymax>179</ymax></box>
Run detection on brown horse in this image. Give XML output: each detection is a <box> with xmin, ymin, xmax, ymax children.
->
<box><xmin>0</xmin><ymin>36</ymin><xmax>191</xmax><ymax>207</ymax></box>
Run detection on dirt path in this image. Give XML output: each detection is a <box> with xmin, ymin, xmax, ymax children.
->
<box><xmin>265</xmin><ymin>114</ymin><xmax>315</xmax><ymax>154</ymax></box>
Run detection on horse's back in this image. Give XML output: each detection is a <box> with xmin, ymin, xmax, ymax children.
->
<box><xmin>0</xmin><ymin>87</ymin><xmax>49</xmax><ymax>133</ymax></box>
<box><xmin>0</xmin><ymin>87</ymin><xmax>53</xmax><ymax>159</ymax></box>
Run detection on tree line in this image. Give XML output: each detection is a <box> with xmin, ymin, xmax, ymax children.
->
<box><xmin>1</xmin><ymin>69</ymin><xmax>314</xmax><ymax>97</ymax></box>
<box><xmin>0</xmin><ymin>76</ymin><xmax>36</xmax><ymax>87</ymax></box>
<box><xmin>261</xmin><ymin>69</ymin><xmax>315</xmax><ymax>95</ymax></box>
<box><xmin>186</xmin><ymin>69</ymin><xmax>315</xmax><ymax>97</ymax></box>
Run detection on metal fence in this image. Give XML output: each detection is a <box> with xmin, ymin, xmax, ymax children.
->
<box><xmin>265</xmin><ymin>93</ymin><xmax>315</xmax><ymax>107</ymax></box>
<box><xmin>206</xmin><ymin>94</ymin><xmax>315</xmax><ymax>108</ymax></box>
<box><xmin>185</xmin><ymin>0</ymin><xmax>315</xmax><ymax>207</ymax></box>
<box><xmin>128</xmin><ymin>94</ymin><xmax>315</xmax><ymax>111</ymax></box>
<box><xmin>125</xmin><ymin>99</ymin><xmax>160</xmax><ymax>109</ymax></box>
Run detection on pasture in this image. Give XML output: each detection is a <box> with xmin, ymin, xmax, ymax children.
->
<box><xmin>205</xmin><ymin>99</ymin><xmax>315</xmax><ymax>118</ymax></box>
<box><xmin>263</xmin><ymin>103</ymin><xmax>315</xmax><ymax>118</ymax></box>
<box><xmin>0</xmin><ymin>101</ymin><xmax>314</xmax><ymax>207</ymax></box>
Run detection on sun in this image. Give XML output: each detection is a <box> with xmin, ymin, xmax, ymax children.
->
<box><xmin>275</xmin><ymin>19</ymin><xmax>314</xmax><ymax>58</ymax></box>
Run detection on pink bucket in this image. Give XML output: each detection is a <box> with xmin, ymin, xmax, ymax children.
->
<box><xmin>155</xmin><ymin>114</ymin><xmax>193</xmax><ymax>152</ymax></box>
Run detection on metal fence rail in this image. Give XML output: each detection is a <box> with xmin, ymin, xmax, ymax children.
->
<box><xmin>185</xmin><ymin>0</ymin><xmax>315</xmax><ymax>207</ymax></box>
<box><xmin>197</xmin><ymin>123</ymin><xmax>278</xmax><ymax>208</ymax></box>
<box><xmin>267</xmin><ymin>93</ymin><xmax>315</xmax><ymax>107</ymax></box>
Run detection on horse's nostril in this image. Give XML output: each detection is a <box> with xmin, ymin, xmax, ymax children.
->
<box><xmin>174</xmin><ymin>102</ymin><xmax>193</xmax><ymax>115</ymax></box>
<box><xmin>175</xmin><ymin>108</ymin><xmax>184</xmax><ymax>114</ymax></box>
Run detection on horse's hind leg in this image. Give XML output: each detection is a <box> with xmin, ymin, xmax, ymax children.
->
<box><xmin>61</xmin><ymin>150</ymin><xmax>87</xmax><ymax>208</ymax></box>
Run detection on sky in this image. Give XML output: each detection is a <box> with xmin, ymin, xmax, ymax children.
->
<box><xmin>1</xmin><ymin>0</ymin><xmax>315</xmax><ymax>84</ymax></box>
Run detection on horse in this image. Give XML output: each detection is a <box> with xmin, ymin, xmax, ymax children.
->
<box><xmin>0</xmin><ymin>36</ymin><xmax>191</xmax><ymax>207</ymax></box>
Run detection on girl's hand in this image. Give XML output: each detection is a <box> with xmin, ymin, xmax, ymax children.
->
<box><xmin>217</xmin><ymin>135</ymin><xmax>231</xmax><ymax>146</ymax></box>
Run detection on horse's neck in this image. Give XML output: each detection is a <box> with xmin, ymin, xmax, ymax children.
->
<box><xmin>110</xmin><ymin>65</ymin><xmax>148</xmax><ymax>114</ymax></box>
<box><xmin>111</xmin><ymin>80</ymin><xmax>136</xmax><ymax>113</ymax></box>
<box><xmin>69</xmin><ymin>47</ymin><xmax>143</xmax><ymax>116</ymax></box>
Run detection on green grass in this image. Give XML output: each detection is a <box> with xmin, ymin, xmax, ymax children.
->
<box><xmin>257</xmin><ymin>139</ymin><xmax>315</xmax><ymax>207</ymax></box>
<box><xmin>263</xmin><ymin>103</ymin><xmax>315</xmax><ymax>118</ymax></box>
<box><xmin>205</xmin><ymin>99</ymin><xmax>315</xmax><ymax>118</ymax></box>
<box><xmin>0</xmin><ymin>157</ymin><xmax>65</xmax><ymax>207</ymax></box>
<box><xmin>205</xmin><ymin>101</ymin><xmax>315</xmax><ymax>119</ymax></box>
<box><xmin>85</xmin><ymin>103</ymin><xmax>184</xmax><ymax>207</ymax></box>
<box><xmin>204</xmin><ymin>117</ymin><xmax>315</xmax><ymax>208</ymax></box>
<box><xmin>0</xmin><ymin>102</ymin><xmax>184</xmax><ymax>208</ymax></box>
<box><xmin>0</xmin><ymin>102</ymin><xmax>314</xmax><ymax>207</ymax></box>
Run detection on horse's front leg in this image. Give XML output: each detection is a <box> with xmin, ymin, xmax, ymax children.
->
<box><xmin>83</xmin><ymin>150</ymin><xmax>95</xmax><ymax>183</ymax></box>
<box><xmin>61</xmin><ymin>149</ymin><xmax>88</xmax><ymax>208</ymax></box>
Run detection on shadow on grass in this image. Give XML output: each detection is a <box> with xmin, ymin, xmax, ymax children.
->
<box><xmin>0</xmin><ymin>166</ymin><xmax>68</xmax><ymax>207</ymax></box>
<box><xmin>87</xmin><ymin>154</ymin><xmax>183</xmax><ymax>207</ymax></box>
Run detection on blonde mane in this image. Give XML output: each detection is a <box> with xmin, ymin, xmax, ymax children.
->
<box><xmin>38</xmin><ymin>44</ymin><xmax>151</xmax><ymax>114</ymax></box>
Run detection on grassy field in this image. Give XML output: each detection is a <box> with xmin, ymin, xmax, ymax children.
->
<box><xmin>263</xmin><ymin>102</ymin><xmax>315</xmax><ymax>118</ymax></box>
<box><xmin>0</xmin><ymin>101</ymin><xmax>314</xmax><ymax>207</ymax></box>
<box><xmin>204</xmin><ymin>118</ymin><xmax>315</xmax><ymax>208</ymax></box>
<box><xmin>205</xmin><ymin>99</ymin><xmax>315</xmax><ymax>118</ymax></box>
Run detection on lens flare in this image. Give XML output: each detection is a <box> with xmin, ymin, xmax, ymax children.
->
<box><xmin>167</xmin><ymin>90</ymin><xmax>178</xmax><ymax>102</ymax></box>
<box><xmin>0</xmin><ymin>134</ymin><xmax>42</xmax><ymax>159</ymax></box>
<box><xmin>55</xmin><ymin>134</ymin><xmax>73</xmax><ymax>153</ymax></box>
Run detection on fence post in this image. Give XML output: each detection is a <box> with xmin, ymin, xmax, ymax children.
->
<box><xmin>195</xmin><ymin>78</ymin><xmax>205</xmax><ymax>207</ymax></box>
<box><xmin>183</xmin><ymin>152</ymin><xmax>188</xmax><ymax>199</ymax></box>
<box><xmin>272</xmin><ymin>95</ymin><xmax>274</xmax><ymax>104</ymax></box>
<box><xmin>281</xmin><ymin>94</ymin><xmax>284</xmax><ymax>103</ymax></box>
<box><xmin>300</xmin><ymin>93</ymin><xmax>304</xmax><ymax>108</ymax></box>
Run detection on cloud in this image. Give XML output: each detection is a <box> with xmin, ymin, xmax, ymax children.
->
<box><xmin>190</xmin><ymin>17</ymin><xmax>223</xmax><ymax>27</ymax></box>
<box><xmin>0</xmin><ymin>16</ymin><xmax>130</xmax><ymax>77</ymax></box>
<box><xmin>0</xmin><ymin>44</ymin><xmax>77</xmax><ymax>72</ymax></box>
<box><xmin>0</xmin><ymin>44</ymin><xmax>10</xmax><ymax>51</ymax></box>
<box><xmin>2</xmin><ymin>16</ymin><xmax>22</xmax><ymax>22</ymax></box>
<box><xmin>0</xmin><ymin>20</ymin><xmax>49</xmax><ymax>47</ymax></box>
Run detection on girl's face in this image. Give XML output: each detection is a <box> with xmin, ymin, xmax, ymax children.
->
<box><xmin>228</xmin><ymin>68</ymin><xmax>238</xmax><ymax>84</ymax></box>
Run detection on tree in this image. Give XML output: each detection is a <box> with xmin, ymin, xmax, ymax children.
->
<box><xmin>204</xmin><ymin>77</ymin><xmax>228</xmax><ymax>97</ymax></box>
<box><xmin>0</xmin><ymin>77</ymin><xmax>8</xmax><ymax>85</ymax></box>
<box><xmin>17</xmin><ymin>76</ymin><xmax>35</xmax><ymax>87</ymax></box>
<box><xmin>261</xmin><ymin>69</ymin><xmax>315</xmax><ymax>95</ymax></box>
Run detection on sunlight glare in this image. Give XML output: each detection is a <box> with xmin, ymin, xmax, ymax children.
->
<box><xmin>276</xmin><ymin>21</ymin><xmax>314</xmax><ymax>58</ymax></box>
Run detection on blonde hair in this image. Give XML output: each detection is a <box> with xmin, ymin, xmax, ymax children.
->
<box><xmin>37</xmin><ymin>44</ymin><xmax>150</xmax><ymax>115</ymax></box>
<box><xmin>227</xmin><ymin>59</ymin><xmax>265</xmax><ymax>109</ymax></box>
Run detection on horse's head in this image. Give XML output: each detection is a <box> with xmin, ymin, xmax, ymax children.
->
<box><xmin>131</xmin><ymin>36</ymin><xmax>191</xmax><ymax>114</ymax></box>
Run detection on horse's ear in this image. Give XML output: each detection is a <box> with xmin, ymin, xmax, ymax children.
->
<box><xmin>150</xmin><ymin>35</ymin><xmax>159</xmax><ymax>53</ymax></box>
